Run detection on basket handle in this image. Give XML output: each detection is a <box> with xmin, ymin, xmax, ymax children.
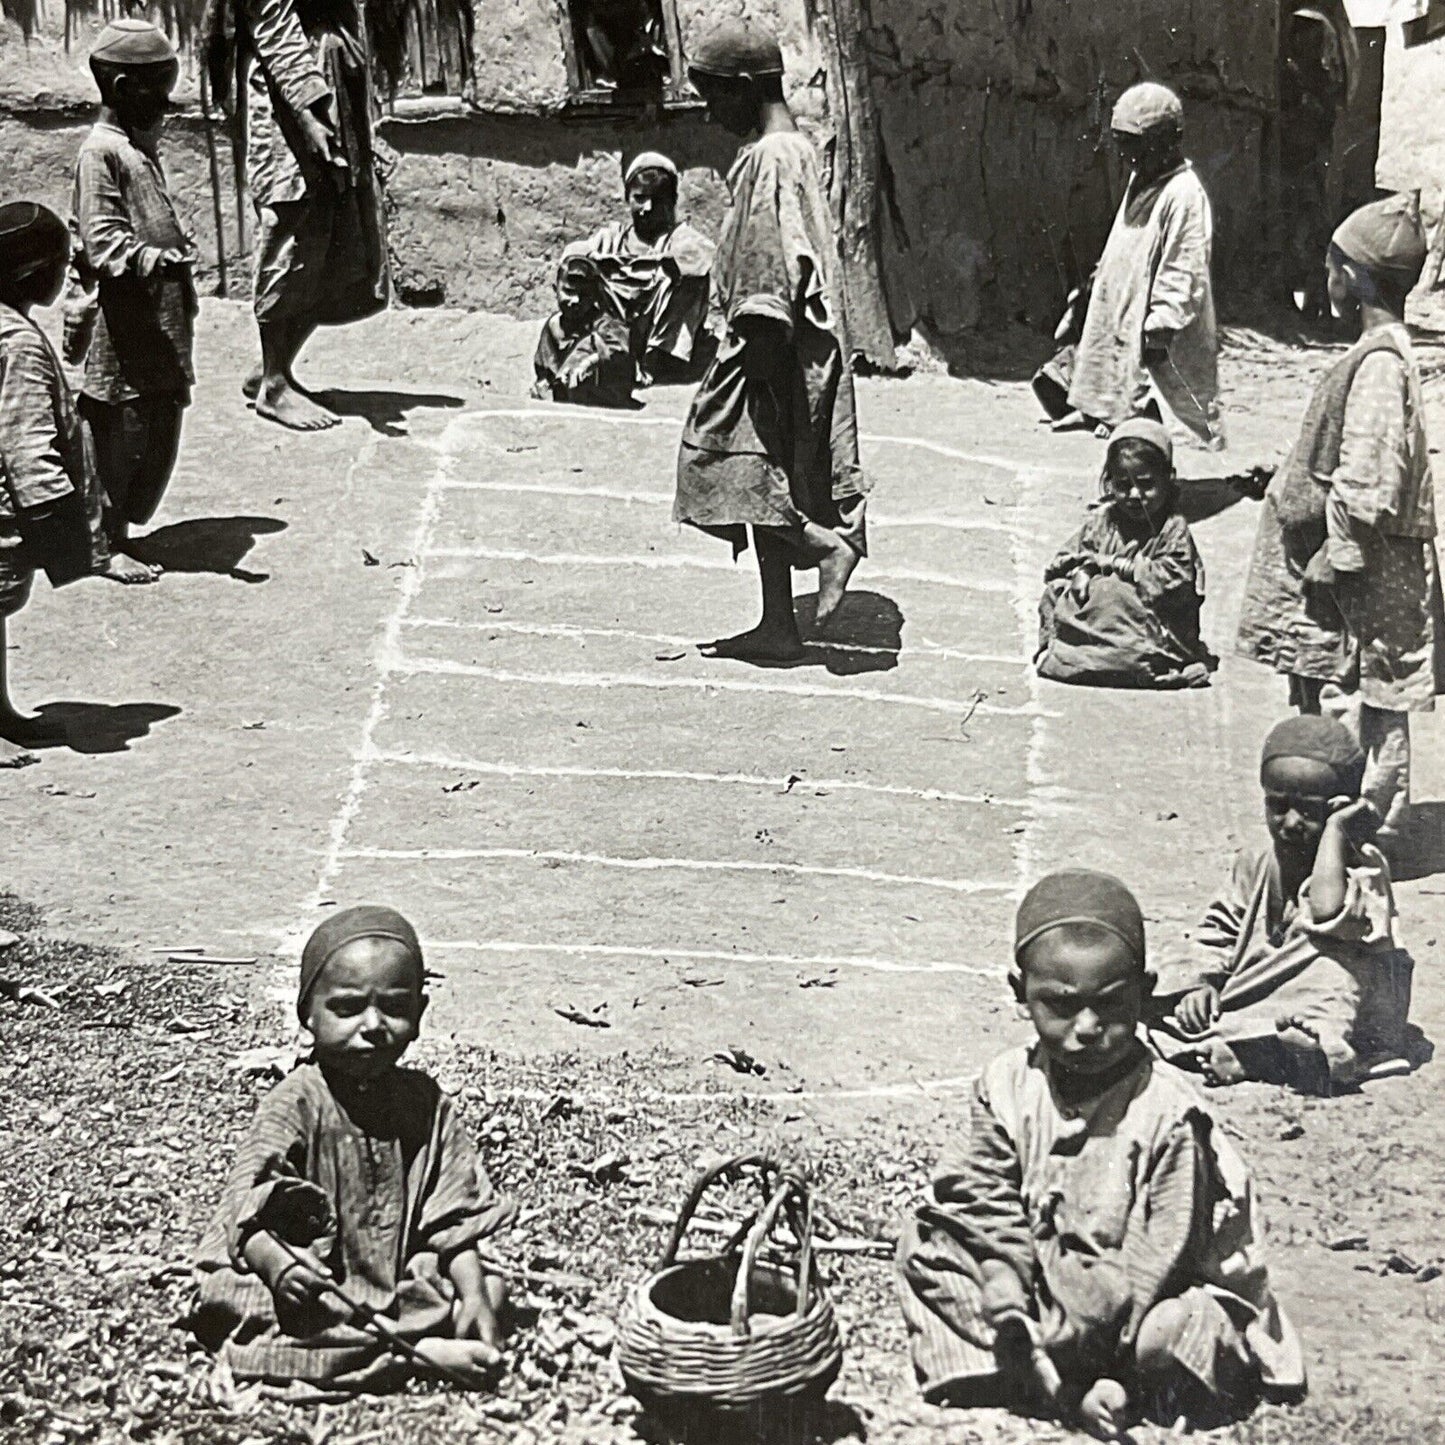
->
<box><xmin>729</xmin><ymin>1173</ymin><xmax>816</xmax><ymax>1335</ymax></box>
<box><xmin>655</xmin><ymin>1152</ymin><xmax>778</xmax><ymax>1271</ymax></box>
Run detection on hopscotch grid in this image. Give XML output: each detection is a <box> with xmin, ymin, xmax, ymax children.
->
<box><xmin>404</xmin><ymin>615</ymin><xmax>1025</xmax><ymax>669</ymax></box>
<box><xmin>336</xmin><ymin>843</ymin><xmax>1012</xmax><ymax>896</ymax></box>
<box><xmin>391</xmin><ymin>655</ymin><xmax>1049</xmax><ymax>719</ymax></box>
<box><xmin>361</xmin><ymin>745</ymin><xmax>1030</xmax><ymax>808</ymax></box>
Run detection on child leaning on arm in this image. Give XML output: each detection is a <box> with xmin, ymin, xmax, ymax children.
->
<box><xmin>191</xmin><ymin>906</ymin><xmax>516</xmax><ymax>1394</ymax></box>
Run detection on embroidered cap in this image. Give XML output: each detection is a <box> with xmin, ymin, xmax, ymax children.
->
<box><xmin>91</xmin><ymin>18</ymin><xmax>179</xmax><ymax>65</ymax></box>
<box><xmin>1015</xmin><ymin>870</ymin><xmax>1146</xmax><ymax>966</ymax></box>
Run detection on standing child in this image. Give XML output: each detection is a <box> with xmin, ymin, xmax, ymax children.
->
<box><xmin>192</xmin><ymin>906</ymin><xmax>517</xmax><ymax>1392</ymax></box>
<box><xmin>70</xmin><ymin>19</ymin><xmax>196</xmax><ymax>584</ymax></box>
<box><xmin>1151</xmin><ymin>716</ymin><xmax>1413</xmax><ymax>1093</ymax></box>
<box><xmin>0</xmin><ymin>202</ymin><xmax>110</xmax><ymax>766</ymax></box>
<box><xmin>674</xmin><ymin>19</ymin><xmax>869</xmax><ymax>663</ymax></box>
<box><xmin>1036</xmin><ymin>418</ymin><xmax>1215</xmax><ymax>688</ymax></box>
<box><xmin>897</xmin><ymin>871</ymin><xmax>1303</xmax><ymax>1439</ymax></box>
<box><xmin>1238</xmin><ymin>193</ymin><xmax>1444</xmax><ymax>852</ymax></box>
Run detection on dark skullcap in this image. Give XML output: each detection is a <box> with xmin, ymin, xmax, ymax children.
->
<box><xmin>1015</xmin><ymin>870</ymin><xmax>1146</xmax><ymax>965</ymax></box>
<box><xmin>1107</xmin><ymin>416</ymin><xmax>1174</xmax><ymax>467</ymax></box>
<box><xmin>1111</xmin><ymin>81</ymin><xmax>1183</xmax><ymax>136</ymax></box>
<box><xmin>91</xmin><ymin>18</ymin><xmax>178</xmax><ymax>65</ymax></box>
<box><xmin>1332</xmin><ymin>192</ymin><xmax>1427</xmax><ymax>283</ymax></box>
<box><xmin>687</xmin><ymin>20</ymin><xmax>785</xmax><ymax>80</ymax></box>
<box><xmin>297</xmin><ymin>904</ymin><xmax>423</xmax><ymax>1022</ymax></box>
<box><xmin>0</xmin><ymin>202</ymin><xmax>69</xmax><ymax>283</ymax></box>
<box><xmin>1260</xmin><ymin>715</ymin><xmax>1366</xmax><ymax>794</ymax></box>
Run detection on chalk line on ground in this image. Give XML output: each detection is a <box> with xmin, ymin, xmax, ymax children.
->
<box><xmin>337</xmin><ymin>844</ymin><xmax>1012</xmax><ymax>896</ymax></box>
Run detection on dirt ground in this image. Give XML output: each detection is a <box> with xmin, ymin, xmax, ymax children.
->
<box><xmin>2</xmin><ymin>291</ymin><xmax>1444</xmax><ymax>1444</ymax></box>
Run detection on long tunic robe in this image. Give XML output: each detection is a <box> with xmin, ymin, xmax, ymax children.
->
<box><xmin>1036</xmin><ymin>503</ymin><xmax>1214</xmax><ymax>687</ymax></box>
<box><xmin>1151</xmin><ymin>844</ymin><xmax>1413</xmax><ymax>1091</ymax></box>
<box><xmin>565</xmin><ymin>219</ymin><xmax>714</xmax><ymax>381</ymax></box>
<box><xmin>897</xmin><ymin>1045</ymin><xmax>1302</xmax><ymax>1407</ymax></box>
<box><xmin>192</xmin><ymin>1063</ymin><xmax>517</xmax><ymax>1390</ymax></box>
<box><xmin>243</xmin><ymin>0</ymin><xmax>388</xmax><ymax>325</ymax></box>
<box><xmin>1068</xmin><ymin>163</ymin><xmax>1222</xmax><ymax>447</ymax></box>
<box><xmin>674</xmin><ymin>130</ymin><xmax>868</xmax><ymax>559</ymax></box>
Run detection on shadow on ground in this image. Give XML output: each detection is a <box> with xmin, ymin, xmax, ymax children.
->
<box><xmin>33</xmin><ymin>701</ymin><xmax>181</xmax><ymax>754</ymax></box>
<box><xmin>136</xmin><ymin>516</ymin><xmax>287</xmax><ymax>583</ymax></box>
<box><xmin>785</xmin><ymin>589</ymin><xmax>904</xmax><ymax>675</ymax></box>
<box><xmin>1392</xmin><ymin>801</ymin><xmax>1445</xmax><ymax>880</ymax></box>
<box><xmin>308</xmin><ymin>388</ymin><xmax>465</xmax><ymax>436</ymax></box>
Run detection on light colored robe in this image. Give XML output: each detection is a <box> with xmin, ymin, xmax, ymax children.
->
<box><xmin>1068</xmin><ymin>163</ymin><xmax>1222</xmax><ymax>447</ymax></box>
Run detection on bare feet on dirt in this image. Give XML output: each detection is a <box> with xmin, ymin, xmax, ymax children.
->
<box><xmin>1078</xmin><ymin>1377</ymin><xmax>1130</xmax><ymax>1440</ymax></box>
<box><xmin>256</xmin><ymin>378</ymin><xmax>339</xmax><ymax>432</ymax></box>
<box><xmin>0</xmin><ymin>735</ymin><xmax>39</xmax><ymax>768</ymax></box>
<box><xmin>103</xmin><ymin>552</ymin><xmax>161</xmax><ymax>585</ymax></box>
<box><xmin>412</xmin><ymin>1337</ymin><xmax>502</xmax><ymax>1388</ymax></box>
<box><xmin>242</xmin><ymin>367</ymin><xmax>263</xmax><ymax>401</ymax></box>
<box><xmin>700</xmin><ymin>625</ymin><xmax>806</xmax><ymax>663</ymax></box>
<box><xmin>814</xmin><ymin>540</ymin><xmax>860</xmax><ymax>628</ymax></box>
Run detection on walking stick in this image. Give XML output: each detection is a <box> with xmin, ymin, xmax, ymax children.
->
<box><xmin>199</xmin><ymin>69</ymin><xmax>229</xmax><ymax>297</ymax></box>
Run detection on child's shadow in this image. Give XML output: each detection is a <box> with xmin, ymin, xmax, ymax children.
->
<box><xmin>1391</xmin><ymin>802</ymin><xmax>1445</xmax><ymax>881</ymax></box>
<box><xmin>308</xmin><ymin>388</ymin><xmax>465</xmax><ymax>436</ymax></box>
<box><xmin>134</xmin><ymin>516</ymin><xmax>286</xmax><ymax>583</ymax></box>
<box><xmin>783</xmin><ymin>589</ymin><xmax>904</xmax><ymax>676</ymax></box>
<box><xmin>32</xmin><ymin>701</ymin><xmax>180</xmax><ymax>754</ymax></box>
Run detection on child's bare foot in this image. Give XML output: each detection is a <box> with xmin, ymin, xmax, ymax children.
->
<box><xmin>412</xmin><ymin>1337</ymin><xmax>502</xmax><ymax>1388</ymax></box>
<box><xmin>700</xmin><ymin>625</ymin><xmax>805</xmax><ymax>663</ymax></box>
<box><xmin>814</xmin><ymin>539</ymin><xmax>860</xmax><ymax>629</ymax></box>
<box><xmin>242</xmin><ymin>367</ymin><xmax>263</xmax><ymax>401</ymax></box>
<box><xmin>0</xmin><ymin>736</ymin><xmax>39</xmax><ymax>768</ymax></box>
<box><xmin>257</xmin><ymin>377</ymin><xmax>339</xmax><ymax>432</ymax></box>
<box><xmin>1079</xmin><ymin>1378</ymin><xmax>1130</xmax><ymax>1440</ymax></box>
<box><xmin>1275</xmin><ymin>1014</ymin><xmax>1323</xmax><ymax>1056</ymax></box>
<box><xmin>103</xmin><ymin>552</ymin><xmax>161</xmax><ymax>585</ymax></box>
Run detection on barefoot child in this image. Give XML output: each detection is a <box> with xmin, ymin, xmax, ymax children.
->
<box><xmin>1151</xmin><ymin>716</ymin><xmax>1412</xmax><ymax>1092</ymax></box>
<box><xmin>674</xmin><ymin>19</ymin><xmax>869</xmax><ymax>663</ymax></box>
<box><xmin>898</xmin><ymin>871</ymin><xmax>1303</xmax><ymax>1438</ymax></box>
<box><xmin>193</xmin><ymin>906</ymin><xmax>516</xmax><ymax>1392</ymax></box>
<box><xmin>1036</xmin><ymin>418</ymin><xmax>1215</xmax><ymax>688</ymax></box>
<box><xmin>70</xmin><ymin>19</ymin><xmax>197</xmax><ymax>584</ymax></box>
<box><xmin>0</xmin><ymin>202</ymin><xmax>110</xmax><ymax>766</ymax></box>
<box><xmin>531</xmin><ymin>255</ymin><xmax>637</xmax><ymax>407</ymax></box>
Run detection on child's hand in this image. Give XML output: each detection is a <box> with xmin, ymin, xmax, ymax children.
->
<box><xmin>980</xmin><ymin>1258</ymin><xmax>1030</xmax><ymax>1328</ymax></box>
<box><xmin>1069</xmin><ymin>568</ymin><xmax>1093</xmax><ymax>604</ymax></box>
<box><xmin>158</xmin><ymin>248</ymin><xmax>192</xmax><ymax>271</ymax></box>
<box><xmin>1175</xmin><ymin>985</ymin><xmax>1220</xmax><ymax>1036</ymax></box>
<box><xmin>273</xmin><ymin>1248</ymin><xmax>348</xmax><ymax>1325</ymax></box>
<box><xmin>1326</xmin><ymin>796</ymin><xmax>1381</xmax><ymax>845</ymax></box>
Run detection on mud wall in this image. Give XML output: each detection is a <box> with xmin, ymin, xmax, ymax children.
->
<box><xmin>861</xmin><ymin>0</ymin><xmax>1280</xmax><ymax>339</ymax></box>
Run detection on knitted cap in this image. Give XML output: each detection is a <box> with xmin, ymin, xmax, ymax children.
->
<box><xmin>1332</xmin><ymin>192</ymin><xmax>1428</xmax><ymax>281</ymax></box>
<box><xmin>91</xmin><ymin>18</ymin><xmax>178</xmax><ymax>65</ymax></box>
<box><xmin>0</xmin><ymin>201</ymin><xmax>69</xmax><ymax>283</ymax></box>
<box><xmin>1107</xmin><ymin>416</ymin><xmax>1174</xmax><ymax>467</ymax></box>
<box><xmin>688</xmin><ymin>20</ymin><xmax>785</xmax><ymax>80</ymax></box>
<box><xmin>297</xmin><ymin>905</ymin><xmax>423</xmax><ymax>1022</ymax></box>
<box><xmin>1015</xmin><ymin>870</ymin><xmax>1146</xmax><ymax>965</ymax></box>
<box><xmin>1112</xmin><ymin>81</ymin><xmax>1184</xmax><ymax>136</ymax></box>
<box><xmin>624</xmin><ymin>151</ymin><xmax>678</xmax><ymax>185</ymax></box>
<box><xmin>1260</xmin><ymin>715</ymin><xmax>1366</xmax><ymax>794</ymax></box>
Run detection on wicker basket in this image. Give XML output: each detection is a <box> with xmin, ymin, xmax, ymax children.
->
<box><xmin>616</xmin><ymin>1154</ymin><xmax>843</xmax><ymax>1435</ymax></box>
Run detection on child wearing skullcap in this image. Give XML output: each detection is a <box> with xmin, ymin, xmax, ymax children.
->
<box><xmin>68</xmin><ymin>18</ymin><xmax>196</xmax><ymax>585</ymax></box>
<box><xmin>897</xmin><ymin>870</ymin><xmax>1303</xmax><ymax>1438</ymax></box>
<box><xmin>0</xmin><ymin>201</ymin><xmax>111</xmax><ymax>766</ymax></box>
<box><xmin>1239</xmin><ymin>191</ymin><xmax>1443</xmax><ymax>854</ymax></box>
<box><xmin>1152</xmin><ymin>716</ymin><xmax>1413</xmax><ymax>1092</ymax></box>
<box><xmin>192</xmin><ymin>906</ymin><xmax>517</xmax><ymax>1392</ymax></box>
<box><xmin>1037</xmin><ymin>417</ymin><xmax>1216</xmax><ymax>688</ymax></box>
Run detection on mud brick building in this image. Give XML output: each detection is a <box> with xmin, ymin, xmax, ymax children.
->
<box><xmin>0</xmin><ymin>0</ymin><xmax>1390</xmax><ymax>364</ymax></box>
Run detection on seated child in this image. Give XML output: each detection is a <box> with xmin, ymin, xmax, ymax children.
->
<box><xmin>1036</xmin><ymin>418</ymin><xmax>1216</xmax><ymax>689</ymax></box>
<box><xmin>897</xmin><ymin>870</ymin><xmax>1303</xmax><ymax>1440</ymax></box>
<box><xmin>192</xmin><ymin>906</ymin><xmax>517</xmax><ymax>1393</ymax></box>
<box><xmin>532</xmin><ymin>255</ymin><xmax>636</xmax><ymax>407</ymax></box>
<box><xmin>1151</xmin><ymin>716</ymin><xmax>1413</xmax><ymax>1092</ymax></box>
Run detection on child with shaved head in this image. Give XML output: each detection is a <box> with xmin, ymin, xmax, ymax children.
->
<box><xmin>897</xmin><ymin>871</ymin><xmax>1303</xmax><ymax>1439</ymax></box>
<box><xmin>193</xmin><ymin>906</ymin><xmax>516</xmax><ymax>1392</ymax></box>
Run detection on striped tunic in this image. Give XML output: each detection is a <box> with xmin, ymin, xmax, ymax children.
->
<box><xmin>192</xmin><ymin>1062</ymin><xmax>516</xmax><ymax>1389</ymax></box>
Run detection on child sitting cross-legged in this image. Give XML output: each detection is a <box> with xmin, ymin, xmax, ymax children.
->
<box><xmin>1151</xmin><ymin>716</ymin><xmax>1414</xmax><ymax>1092</ymax></box>
<box><xmin>897</xmin><ymin>871</ymin><xmax>1304</xmax><ymax>1440</ymax></box>
<box><xmin>192</xmin><ymin>906</ymin><xmax>517</xmax><ymax>1394</ymax></box>
<box><xmin>1037</xmin><ymin>417</ymin><xmax>1216</xmax><ymax>689</ymax></box>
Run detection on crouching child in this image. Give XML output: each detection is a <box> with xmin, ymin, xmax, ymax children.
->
<box><xmin>896</xmin><ymin>871</ymin><xmax>1304</xmax><ymax>1439</ymax></box>
<box><xmin>192</xmin><ymin>906</ymin><xmax>517</xmax><ymax>1393</ymax></box>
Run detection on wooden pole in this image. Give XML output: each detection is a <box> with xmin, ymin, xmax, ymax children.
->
<box><xmin>200</xmin><ymin>70</ymin><xmax>229</xmax><ymax>298</ymax></box>
<box><xmin>806</xmin><ymin>0</ymin><xmax>896</xmax><ymax>369</ymax></box>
